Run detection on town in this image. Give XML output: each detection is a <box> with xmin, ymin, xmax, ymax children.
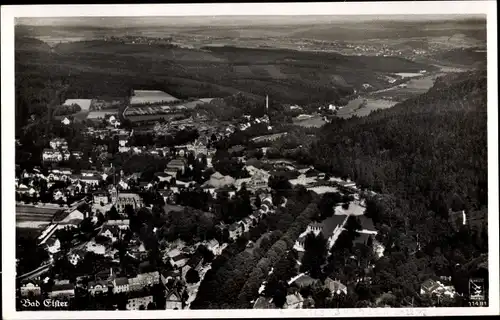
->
<box><xmin>12</xmin><ymin>12</ymin><xmax>489</xmax><ymax>313</ymax></box>
<box><xmin>16</xmin><ymin>86</ymin><xmax>469</xmax><ymax>311</ymax></box>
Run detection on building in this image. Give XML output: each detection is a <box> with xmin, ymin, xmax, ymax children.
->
<box><xmin>20</xmin><ymin>281</ymin><xmax>42</xmax><ymax>297</ymax></box>
<box><xmin>88</xmin><ymin>280</ymin><xmax>109</xmax><ymax>295</ymax></box>
<box><xmin>420</xmin><ymin>279</ymin><xmax>456</xmax><ymax>299</ymax></box>
<box><xmin>186</xmin><ymin>139</ymin><xmax>208</xmax><ymax>157</ymax></box>
<box><xmin>81</xmin><ymin>176</ymin><xmax>100</xmax><ymax>186</ymax></box>
<box><xmin>68</xmin><ymin>250</ymin><xmax>85</xmax><ymax>266</ymax></box>
<box><xmin>285</xmin><ymin>293</ymin><xmax>304</xmax><ymax>309</ymax></box>
<box><xmin>116</xmin><ymin>193</ymin><xmax>143</xmax><ymax>213</ymax></box>
<box><xmin>289</xmin><ymin>274</ymin><xmax>319</xmax><ymax>288</ymax></box>
<box><xmin>228</xmin><ymin>222</ymin><xmax>245</xmax><ymax>240</ymax></box>
<box><xmin>170</xmin><ymin>253</ymin><xmax>190</xmax><ymax>269</ymax></box>
<box><xmin>100</xmin><ymin>225</ymin><xmax>121</xmax><ymax>243</ymax></box>
<box><xmin>49</xmin><ymin>138</ymin><xmax>68</xmax><ymax>150</ymax></box>
<box><xmin>253</xmin><ymin>297</ymin><xmax>274</xmax><ymax>309</ymax></box>
<box><xmin>324</xmin><ymin>277</ymin><xmax>347</xmax><ymax>295</ymax></box>
<box><xmin>294</xmin><ymin>215</ymin><xmax>347</xmax><ymax>251</ymax></box>
<box><xmin>203</xmin><ymin>172</ymin><xmax>235</xmax><ymax>189</ymax></box>
<box><xmin>105</xmin><ymin>219</ymin><xmax>130</xmax><ymax>229</ymax></box>
<box><xmin>42</xmin><ymin>149</ymin><xmax>63</xmax><ymax>163</ymax></box>
<box><xmin>86</xmin><ymin>241</ymin><xmax>106</xmax><ymax>255</ymax></box>
<box><xmin>128</xmin><ymin>271</ymin><xmax>160</xmax><ymax>292</ymax></box>
<box><xmin>48</xmin><ymin>281</ymin><xmax>75</xmax><ymax>298</ymax></box>
<box><xmin>126</xmin><ymin>295</ymin><xmax>154</xmax><ymax>310</ymax></box>
<box><xmin>165</xmin><ymin>289</ymin><xmax>183</xmax><ymax>309</ymax></box>
<box><xmin>93</xmin><ymin>191</ymin><xmax>109</xmax><ymax>205</ymax></box>
<box><xmin>45</xmin><ymin>238</ymin><xmax>61</xmax><ymax>254</ymax></box>
<box><xmin>165</xmin><ymin>158</ymin><xmax>187</xmax><ymax>176</ymax></box>
<box><xmin>113</xmin><ymin>277</ymin><xmax>130</xmax><ymax>294</ymax></box>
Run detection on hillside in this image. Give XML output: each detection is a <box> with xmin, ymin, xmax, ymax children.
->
<box><xmin>308</xmin><ymin>70</ymin><xmax>487</xmax><ymax>207</ymax></box>
<box><xmin>15</xmin><ymin>37</ymin><xmax>435</xmax><ymax>111</ymax></box>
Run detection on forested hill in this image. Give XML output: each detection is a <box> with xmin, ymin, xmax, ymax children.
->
<box><xmin>301</xmin><ymin>70</ymin><xmax>488</xmax><ymax>303</ymax></box>
<box><xmin>309</xmin><ymin>70</ymin><xmax>487</xmax><ymax>212</ymax></box>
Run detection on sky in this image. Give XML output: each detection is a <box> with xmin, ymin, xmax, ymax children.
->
<box><xmin>16</xmin><ymin>15</ymin><xmax>486</xmax><ymax>28</ymax></box>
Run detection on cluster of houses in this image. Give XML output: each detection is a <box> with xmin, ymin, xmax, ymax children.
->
<box><xmin>19</xmin><ymin>267</ymin><xmax>187</xmax><ymax>310</ymax></box>
<box><xmin>42</xmin><ymin>138</ymin><xmax>83</xmax><ymax>163</ymax></box>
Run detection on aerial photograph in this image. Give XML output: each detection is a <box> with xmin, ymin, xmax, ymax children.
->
<box><xmin>12</xmin><ymin>12</ymin><xmax>488</xmax><ymax>312</ymax></box>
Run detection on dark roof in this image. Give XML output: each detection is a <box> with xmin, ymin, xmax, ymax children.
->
<box><xmin>270</xmin><ymin>170</ymin><xmax>300</xmax><ymax>179</ymax></box>
<box><xmin>353</xmin><ymin>233</ymin><xmax>372</xmax><ymax>246</ymax></box>
<box><xmin>187</xmin><ymin>254</ymin><xmax>203</xmax><ymax>268</ymax></box>
<box><xmin>114</xmin><ymin>277</ymin><xmax>129</xmax><ymax>286</ymax></box>
<box><xmin>358</xmin><ymin>215</ymin><xmax>376</xmax><ymax>232</ymax></box>
<box><xmin>172</xmin><ymin>253</ymin><xmax>190</xmax><ymax>262</ymax></box>
<box><xmin>293</xmin><ymin>274</ymin><xmax>318</xmax><ymax>287</ymax></box>
<box><xmin>319</xmin><ymin>215</ymin><xmax>346</xmax><ymax>238</ymax></box>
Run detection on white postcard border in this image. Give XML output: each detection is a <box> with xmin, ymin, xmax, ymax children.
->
<box><xmin>2</xmin><ymin>1</ymin><xmax>498</xmax><ymax>319</ymax></box>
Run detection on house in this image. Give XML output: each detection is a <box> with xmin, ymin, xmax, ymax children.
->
<box><xmin>289</xmin><ymin>174</ymin><xmax>316</xmax><ymax>186</ymax></box>
<box><xmin>81</xmin><ymin>176</ymin><xmax>100</xmax><ymax>186</ymax></box>
<box><xmin>285</xmin><ymin>293</ymin><xmax>304</xmax><ymax>309</ymax></box>
<box><xmin>181</xmin><ymin>253</ymin><xmax>204</xmax><ymax>279</ymax></box>
<box><xmin>128</xmin><ymin>271</ymin><xmax>160</xmax><ymax>292</ymax></box>
<box><xmin>116</xmin><ymin>193</ymin><xmax>143</xmax><ymax>212</ymax></box>
<box><xmin>86</xmin><ymin>241</ymin><xmax>106</xmax><ymax>255</ymax></box>
<box><xmin>165</xmin><ymin>158</ymin><xmax>187</xmax><ymax>176</ymax></box>
<box><xmin>88</xmin><ymin>280</ymin><xmax>109</xmax><ymax>295</ymax></box>
<box><xmin>105</xmin><ymin>219</ymin><xmax>130</xmax><ymax>229</ymax></box>
<box><xmin>113</xmin><ymin>277</ymin><xmax>130</xmax><ymax>294</ymax></box>
<box><xmin>253</xmin><ymin>297</ymin><xmax>274</xmax><ymax>309</ymax></box>
<box><xmin>325</xmin><ymin>277</ymin><xmax>347</xmax><ymax>295</ymax></box>
<box><xmin>165</xmin><ymin>289</ymin><xmax>183</xmax><ymax>310</ymax></box>
<box><xmin>289</xmin><ymin>274</ymin><xmax>319</xmax><ymax>288</ymax></box>
<box><xmin>186</xmin><ymin>139</ymin><xmax>208</xmax><ymax>157</ymax></box>
<box><xmin>46</xmin><ymin>238</ymin><xmax>61</xmax><ymax>254</ymax></box>
<box><xmin>204</xmin><ymin>239</ymin><xmax>220</xmax><ymax>254</ymax></box>
<box><xmin>93</xmin><ymin>191</ymin><xmax>109</xmax><ymax>205</ymax></box>
<box><xmin>420</xmin><ymin>279</ymin><xmax>456</xmax><ymax>298</ymax></box>
<box><xmin>203</xmin><ymin>172</ymin><xmax>235</xmax><ymax>189</ymax></box>
<box><xmin>228</xmin><ymin>222</ymin><xmax>245</xmax><ymax>240</ymax></box>
<box><xmin>53</xmin><ymin>189</ymin><xmax>66</xmax><ymax>202</ymax></box>
<box><xmin>126</xmin><ymin>295</ymin><xmax>154</xmax><ymax>310</ymax></box>
<box><xmin>58</xmin><ymin>209</ymin><xmax>86</xmax><ymax>226</ymax></box>
<box><xmin>158</xmin><ymin>189</ymin><xmax>177</xmax><ymax>204</ymax></box>
<box><xmin>170</xmin><ymin>253</ymin><xmax>190</xmax><ymax>269</ymax></box>
<box><xmin>154</xmin><ymin>172</ymin><xmax>172</xmax><ymax>182</ymax></box>
<box><xmin>20</xmin><ymin>280</ymin><xmax>42</xmax><ymax>297</ymax></box>
<box><xmin>42</xmin><ymin>149</ymin><xmax>63</xmax><ymax>162</ymax></box>
<box><xmin>100</xmin><ymin>225</ymin><xmax>121</xmax><ymax>243</ymax></box>
<box><xmin>294</xmin><ymin>215</ymin><xmax>346</xmax><ymax>251</ymax></box>
<box><xmin>161</xmin><ymin>270</ymin><xmax>182</xmax><ymax>285</ymax></box>
<box><xmin>49</xmin><ymin>138</ymin><xmax>68</xmax><ymax>150</ymax></box>
<box><xmin>48</xmin><ymin>280</ymin><xmax>75</xmax><ymax>298</ymax></box>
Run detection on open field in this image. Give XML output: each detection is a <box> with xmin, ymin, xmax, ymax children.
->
<box><xmin>336</xmin><ymin>98</ymin><xmax>396</xmax><ymax>119</ymax></box>
<box><xmin>292</xmin><ymin>115</ymin><xmax>327</xmax><ymax>128</ymax></box>
<box><xmin>87</xmin><ymin>109</ymin><xmax>119</xmax><ymax>119</ymax></box>
<box><xmin>130</xmin><ymin>90</ymin><xmax>179</xmax><ymax>105</ymax></box>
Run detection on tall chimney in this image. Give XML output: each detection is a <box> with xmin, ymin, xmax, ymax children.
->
<box><xmin>266</xmin><ymin>95</ymin><xmax>269</xmax><ymax>111</ymax></box>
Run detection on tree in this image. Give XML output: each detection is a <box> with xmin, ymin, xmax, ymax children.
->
<box><xmin>186</xmin><ymin>268</ymin><xmax>201</xmax><ymax>284</ymax></box>
<box><xmin>300</xmin><ymin>232</ymin><xmax>327</xmax><ymax>279</ymax></box>
<box><xmin>273</xmin><ymin>289</ymin><xmax>287</xmax><ymax>308</ymax></box>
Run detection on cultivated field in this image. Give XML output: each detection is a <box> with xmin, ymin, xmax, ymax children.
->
<box><xmin>130</xmin><ymin>90</ymin><xmax>180</xmax><ymax>105</ymax></box>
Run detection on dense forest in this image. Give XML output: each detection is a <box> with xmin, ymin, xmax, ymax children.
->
<box><xmin>15</xmin><ymin>35</ymin><xmax>433</xmax><ymax>115</ymax></box>
<box><xmin>273</xmin><ymin>70</ymin><xmax>489</xmax><ymax>306</ymax></box>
